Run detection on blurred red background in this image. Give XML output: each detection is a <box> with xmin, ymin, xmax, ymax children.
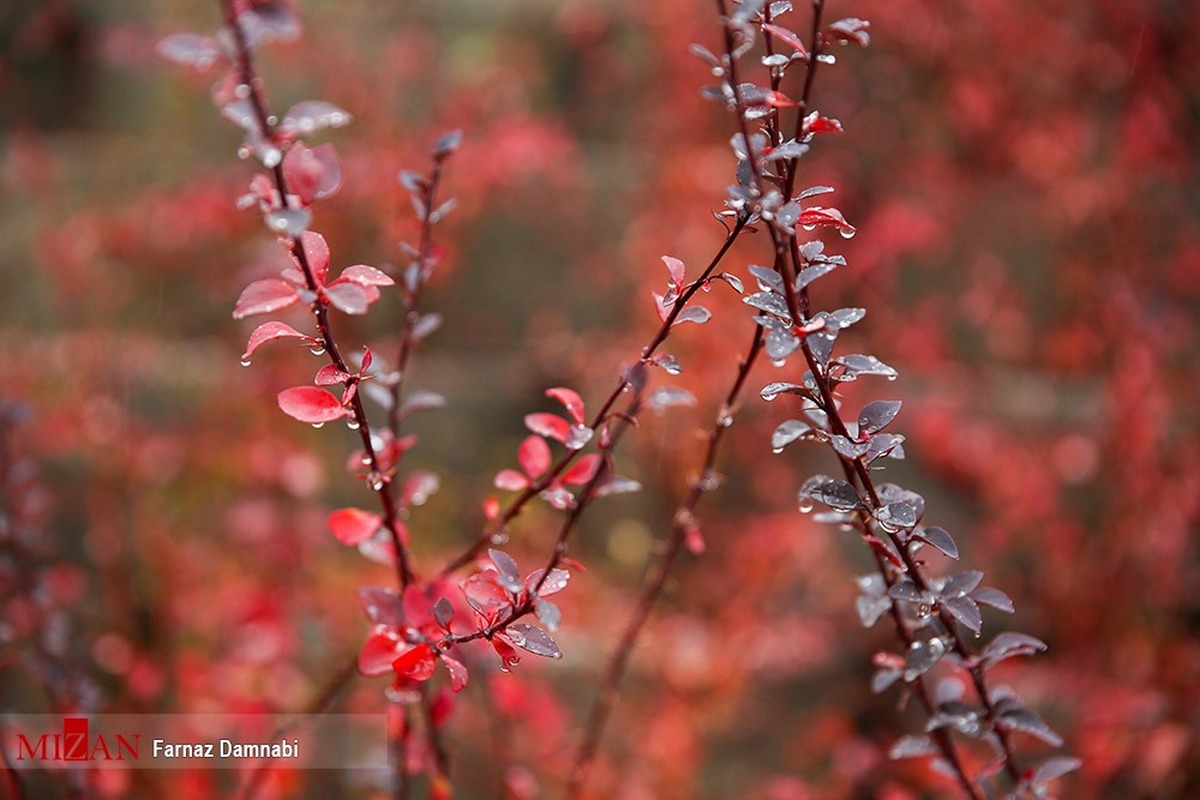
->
<box><xmin>1</xmin><ymin>0</ymin><xmax>1197</xmax><ymax>797</ymax></box>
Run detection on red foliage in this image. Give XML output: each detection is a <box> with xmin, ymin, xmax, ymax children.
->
<box><xmin>2</xmin><ymin>0</ymin><xmax>1198</xmax><ymax>798</ymax></box>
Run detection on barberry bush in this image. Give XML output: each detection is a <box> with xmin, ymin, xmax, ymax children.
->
<box><xmin>2</xmin><ymin>0</ymin><xmax>1199</xmax><ymax>798</ymax></box>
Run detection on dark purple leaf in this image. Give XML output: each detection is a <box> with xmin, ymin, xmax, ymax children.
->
<box><xmin>941</xmin><ymin>595</ymin><xmax>983</xmax><ymax>634</ymax></box>
<box><xmin>771</xmin><ymin>420</ymin><xmax>812</xmax><ymax>451</ymax></box>
<box><xmin>917</xmin><ymin>526</ymin><xmax>959</xmax><ymax>559</ymax></box>
<box><xmin>904</xmin><ymin>637</ymin><xmax>946</xmax><ymax>681</ymax></box>
<box><xmin>358</xmin><ymin>585</ymin><xmax>404</xmax><ymax>628</ymax></box>
<box><xmin>504</xmin><ymin>622</ymin><xmax>562</xmax><ymax>659</ymax></box>
<box><xmin>858</xmin><ymin>400</ymin><xmax>902</xmax><ymax>434</ymax></box>
<box><xmin>999</xmin><ymin>709</ymin><xmax>1063</xmax><ymax>747</ymax></box>
<box><xmin>433</xmin><ymin>596</ymin><xmax>455</xmax><ymax>630</ymax></box>
<box><xmin>972</xmin><ymin>587</ymin><xmax>1015</xmax><ymax>613</ymax></box>
<box><xmin>801</xmin><ymin>477</ymin><xmax>861</xmax><ymax>511</ymax></box>
<box><xmin>982</xmin><ymin>632</ymin><xmax>1048</xmax><ymax>667</ymax></box>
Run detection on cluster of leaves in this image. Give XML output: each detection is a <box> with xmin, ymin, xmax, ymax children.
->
<box><xmin>702</xmin><ymin>1</ymin><xmax>1077</xmax><ymax>796</ymax></box>
<box><xmin>9</xmin><ymin>0</ymin><xmax>1200</xmax><ymax>796</ymax></box>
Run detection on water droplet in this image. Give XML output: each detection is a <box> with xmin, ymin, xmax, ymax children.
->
<box><xmin>490</xmin><ymin>530</ymin><xmax>510</xmax><ymax>545</ymax></box>
<box><xmin>309</xmin><ymin>346</ymin><xmax>326</xmax><ymax>356</ymax></box>
<box><xmin>816</xmin><ymin>53</ymin><xmax>837</xmax><ymax>65</ymax></box>
<box><xmin>717</xmin><ymin>414</ymin><xmax>733</xmax><ymax>428</ymax></box>
<box><xmin>261</xmin><ymin>147</ymin><xmax>282</xmax><ymax>168</ymax></box>
<box><xmin>698</xmin><ymin>471</ymin><xmax>721</xmax><ymax>492</ymax></box>
<box><xmin>772</xmin><ymin>446</ymin><xmax>784</xmax><ymax>455</ymax></box>
<box><xmin>838</xmin><ymin>521</ymin><xmax>854</xmax><ymax>532</ymax></box>
<box><xmin>370</xmin><ymin>477</ymin><xmax>385</xmax><ymax>492</ymax></box>
<box><xmin>236</xmin><ymin>144</ymin><xmax>252</xmax><ymax>160</ymax></box>
<box><xmin>762</xmin><ymin>392</ymin><xmax>779</xmax><ymax>402</ymax></box>
<box><xmin>346</xmin><ymin>418</ymin><xmax>361</xmax><ymax>431</ymax></box>
<box><xmin>234</xmin><ymin>83</ymin><xmax>252</xmax><ymax>99</ymax></box>
<box><xmin>801</xmin><ymin>224</ymin><xmax>817</xmax><ymax>232</ymax></box>
<box><xmin>360</xmin><ymin>454</ymin><xmax>372</xmax><ymax>466</ymax></box>
<box><xmin>266</xmin><ymin>114</ymin><xmax>278</xmax><ymax>126</ymax></box>
<box><xmin>798</xmin><ymin>497</ymin><xmax>815</xmax><ymax>514</ymax></box>
<box><xmin>887</xmin><ymin>374</ymin><xmax>898</xmax><ymax>382</ymax></box>
<box><xmin>311</xmin><ymin>422</ymin><xmax>325</xmax><ymax>429</ymax></box>
<box><xmin>839</xmin><ymin>226</ymin><xmax>857</xmax><ymax>239</ymax></box>
<box><xmin>771</xmin><ymin>359</ymin><xmax>786</xmax><ymax>368</ymax></box>
<box><xmin>240</xmin><ymin>356</ymin><xmax>252</xmax><ymax>367</ymax></box>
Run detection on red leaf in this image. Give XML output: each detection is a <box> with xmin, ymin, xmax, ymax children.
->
<box><xmin>661</xmin><ymin>255</ymin><xmax>686</xmax><ymax>287</ymax></box>
<box><xmin>517</xmin><ymin>435</ymin><xmax>551</xmax><ymax>479</ymax></box>
<box><xmin>802</xmin><ymin>112</ymin><xmax>844</xmax><ymax>137</ymax></box>
<box><xmin>441</xmin><ymin>654</ymin><xmax>469</xmax><ymax>692</ymax></box>
<box><xmin>324</xmin><ymin>281</ymin><xmax>370</xmax><ymax>315</ymax></box>
<box><xmin>561</xmin><ymin>454</ymin><xmax>601</xmax><ymax>486</ymax></box>
<box><xmin>546</xmin><ymin>387</ymin><xmax>585</xmax><ymax>425</ymax></box>
<box><xmin>798</xmin><ymin>206</ymin><xmax>856</xmax><ymax>237</ymax></box>
<box><xmin>525</xmin><ymin>412</ymin><xmax>570</xmax><ymax>443</ymax></box>
<box><xmin>358</xmin><ymin>625</ymin><xmax>402</xmax><ymax>677</ymax></box>
<box><xmin>242</xmin><ymin>321</ymin><xmax>309</xmax><ymax>359</ymax></box>
<box><xmin>233</xmin><ymin>279</ymin><xmax>300</xmax><ymax>319</ymax></box>
<box><xmin>277</xmin><ymin>386</ymin><xmax>347</xmax><ymax>423</ymax></box>
<box><xmin>491</xmin><ymin>638</ymin><xmax>521</xmax><ymax>672</ymax></box>
<box><xmin>327</xmin><ymin>507</ymin><xmax>382</xmax><ymax>546</ymax></box>
<box><xmin>392</xmin><ymin>644</ymin><xmax>436</xmax><ymax>681</ymax></box>
<box><xmin>762</xmin><ymin>90</ymin><xmax>798</xmax><ymax>108</ymax></box>
<box><xmin>314</xmin><ymin>364</ymin><xmax>351</xmax><ymax>386</ymax></box>
<box><xmin>338</xmin><ymin>264</ymin><xmax>395</xmax><ymax>287</ymax></box>
<box><xmin>298</xmin><ymin>230</ymin><xmax>330</xmax><ymax>283</ymax></box>
<box><xmin>283</xmin><ymin>142</ymin><xmax>342</xmax><ymax>205</ymax></box>
<box><xmin>493</xmin><ymin>469</ymin><xmax>529</xmax><ymax>491</ymax></box>
<box><xmin>762</xmin><ymin>23</ymin><xmax>808</xmax><ymax>58</ymax></box>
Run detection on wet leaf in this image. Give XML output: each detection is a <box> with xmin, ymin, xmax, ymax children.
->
<box><xmin>277</xmin><ymin>386</ymin><xmax>347</xmax><ymax>423</ymax></box>
<box><xmin>359</xmin><ymin>586</ymin><xmax>404</xmax><ymax>628</ymax></box>
<box><xmin>917</xmin><ymin>526</ymin><xmax>959</xmax><ymax>559</ymax></box>
<box><xmin>504</xmin><ymin>622</ymin><xmax>562</xmax><ymax>659</ymax></box>
<box><xmin>771</xmin><ymin>420</ymin><xmax>812</xmax><ymax>451</ymax></box>
<box><xmin>801</xmin><ymin>476</ymin><xmax>861</xmax><ymax>511</ymax></box>
<box><xmin>392</xmin><ymin>644</ymin><xmax>437</xmax><ymax>681</ymax></box>
<box><xmin>233</xmin><ymin>279</ymin><xmax>300</xmax><ymax>319</ymax></box>
<box><xmin>858</xmin><ymin>400</ymin><xmax>902</xmax><ymax>434</ymax></box>
<box><xmin>441</xmin><ymin>654</ymin><xmax>469</xmax><ymax>692</ymax></box>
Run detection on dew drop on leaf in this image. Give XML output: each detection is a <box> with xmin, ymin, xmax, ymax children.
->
<box><xmin>240</xmin><ymin>356</ymin><xmax>252</xmax><ymax>367</ymax></box>
<box><xmin>490</xmin><ymin>530</ymin><xmax>509</xmax><ymax>545</ymax></box>
<box><xmin>360</xmin><ymin>454</ymin><xmax>372</xmax><ymax>466</ymax></box>
<box><xmin>310</xmin><ymin>346</ymin><xmax>326</xmax><ymax>356</ymax></box>
<box><xmin>311</xmin><ymin>422</ymin><xmax>324</xmax><ymax>429</ymax></box>
<box><xmin>799</xmin><ymin>497</ymin><xmax>815</xmax><ymax>514</ymax></box>
<box><xmin>346</xmin><ymin>418</ymin><xmax>360</xmax><ymax>431</ymax></box>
